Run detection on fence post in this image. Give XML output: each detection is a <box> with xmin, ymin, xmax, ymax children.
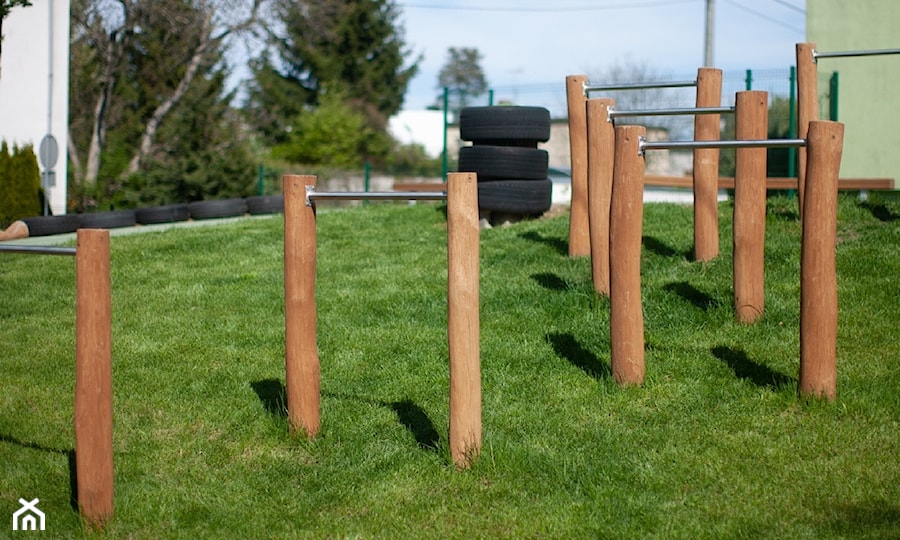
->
<box><xmin>609</xmin><ymin>125</ymin><xmax>646</xmax><ymax>386</ymax></box>
<box><xmin>566</xmin><ymin>75</ymin><xmax>591</xmax><ymax>257</ymax></box>
<box><xmin>447</xmin><ymin>172</ymin><xmax>481</xmax><ymax>468</ymax></box>
<box><xmin>829</xmin><ymin>72</ymin><xmax>839</xmax><ymax>121</ymax></box>
<box><xmin>733</xmin><ymin>91</ymin><xmax>768</xmax><ymax>324</ymax></box>
<box><xmin>74</xmin><ymin>228</ymin><xmax>114</xmax><ymax>527</ymax></box>
<box><xmin>284</xmin><ymin>174</ymin><xmax>321</xmax><ymax>438</ymax></box>
<box><xmin>796</xmin><ymin>42</ymin><xmax>818</xmax><ymax>217</ymax></box>
<box><xmin>800</xmin><ymin>120</ymin><xmax>844</xmax><ymax>401</ymax></box>
<box><xmin>693</xmin><ymin>67</ymin><xmax>723</xmax><ymax>262</ymax></box>
<box><xmin>586</xmin><ymin>97</ymin><xmax>616</xmax><ymax>295</ymax></box>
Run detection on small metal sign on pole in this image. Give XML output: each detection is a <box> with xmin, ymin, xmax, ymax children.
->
<box><xmin>38</xmin><ymin>134</ymin><xmax>58</xmax><ymax>215</ymax></box>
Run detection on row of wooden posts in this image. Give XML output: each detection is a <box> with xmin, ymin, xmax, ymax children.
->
<box><xmin>5</xmin><ymin>41</ymin><xmax>860</xmax><ymax>530</ymax></box>
<box><xmin>563</xmin><ymin>43</ymin><xmax>846</xmax><ymax>400</ymax></box>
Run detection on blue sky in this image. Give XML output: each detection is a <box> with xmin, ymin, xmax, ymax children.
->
<box><xmin>396</xmin><ymin>0</ymin><xmax>807</xmax><ymax>112</ymax></box>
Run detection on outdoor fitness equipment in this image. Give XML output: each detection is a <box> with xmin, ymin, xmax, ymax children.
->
<box><xmin>282</xmin><ymin>173</ymin><xmax>482</xmax><ymax>468</ymax></box>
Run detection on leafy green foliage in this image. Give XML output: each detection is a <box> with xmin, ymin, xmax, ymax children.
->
<box><xmin>0</xmin><ymin>142</ymin><xmax>41</xmax><ymax>226</ymax></box>
<box><xmin>245</xmin><ymin>0</ymin><xmax>420</xmax><ymax>161</ymax></box>
<box><xmin>436</xmin><ymin>47</ymin><xmax>487</xmax><ymax>116</ymax></box>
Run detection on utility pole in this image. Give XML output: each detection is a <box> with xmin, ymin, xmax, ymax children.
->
<box><xmin>704</xmin><ymin>0</ymin><xmax>715</xmax><ymax>67</ymax></box>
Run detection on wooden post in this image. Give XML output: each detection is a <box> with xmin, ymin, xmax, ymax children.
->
<box><xmin>74</xmin><ymin>229</ymin><xmax>114</xmax><ymax>527</ymax></box>
<box><xmin>283</xmin><ymin>174</ymin><xmax>320</xmax><ymax>438</ymax></box>
<box><xmin>586</xmin><ymin>97</ymin><xmax>616</xmax><ymax>296</ymax></box>
<box><xmin>693</xmin><ymin>67</ymin><xmax>723</xmax><ymax>261</ymax></box>
<box><xmin>733</xmin><ymin>91</ymin><xmax>768</xmax><ymax>324</ymax></box>
<box><xmin>800</xmin><ymin>120</ymin><xmax>843</xmax><ymax>401</ymax></box>
<box><xmin>609</xmin><ymin>125</ymin><xmax>646</xmax><ymax>386</ymax></box>
<box><xmin>566</xmin><ymin>75</ymin><xmax>591</xmax><ymax>257</ymax></box>
<box><xmin>796</xmin><ymin>42</ymin><xmax>818</xmax><ymax>217</ymax></box>
<box><xmin>447</xmin><ymin>172</ymin><xmax>481</xmax><ymax>468</ymax></box>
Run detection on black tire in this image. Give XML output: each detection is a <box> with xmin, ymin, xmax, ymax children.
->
<box><xmin>246</xmin><ymin>195</ymin><xmax>284</xmax><ymax>215</ymax></box>
<box><xmin>459</xmin><ymin>106</ymin><xmax>551</xmax><ymax>143</ymax></box>
<box><xmin>188</xmin><ymin>198</ymin><xmax>248</xmax><ymax>220</ymax></box>
<box><xmin>135</xmin><ymin>204</ymin><xmax>191</xmax><ymax>225</ymax></box>
<box><xmin>478</xmin><ymin>179</ymin><xmax>553</xmax><ymax>215</ymax></box>
<box><xmin>458</xmin><ymin>145</ymin><xmax>548</xmax><ymax>181</ymax></box>
<box><xmin>79</xmin><ymin>209</ymin><xmax>137</xmax><ymax>229</ymax></box>
<box><xmin>21</xmin><ymin>215</ymin><xmax>82</xmax><ymax>237</ymax></box>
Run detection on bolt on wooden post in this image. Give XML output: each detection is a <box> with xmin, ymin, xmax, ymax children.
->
<box><xmin>586</xmin><ymin>97</ymin><xmax>616</xmax><ymax>296</ymax></box>
<box><xmin>566</xmin><ymin>75</ymin><xmax>591</xmax><ymax>257</ymax></box>
<box><xmin>447</xmin><ymin>172</ymin><xmax>481</xmax><ymax>468</ymax></box>
<box><xmin>733</xmin><ymin>91</ymin><xmax>768</xmax><ymax>324</ymax></box>
<box><xmin>692</xmin><ymin>67</ymin><xmax>723</xmax><ymax>262</ymax></box>
<box><xmin>800</xmin><ymin>120</ymin><xmax>844</xmax><ymax>401</ymax></box>
<box><xmin>74</xmin><ymin>229</ymin><xmax>114</xmax><ymax>527</ymax></box>
<box><xmin>609</xmin><ymin>125</ymin><xmax>646</xmax><ymax>386</ymax></box>
<box><xmin>283</xmin><ymin>174</ymin><xmax>321</xmax><ymax>438</ymax></box>
<box><xmin>796</xmin><ymin>42</ymin><xmax>818</xmax><ymax>217</ymax></box>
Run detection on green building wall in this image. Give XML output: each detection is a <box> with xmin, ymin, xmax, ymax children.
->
<box><xmin>807</xmin><ymin>0</ymin><xmax>900</xmax><ymax>184</ymax></box>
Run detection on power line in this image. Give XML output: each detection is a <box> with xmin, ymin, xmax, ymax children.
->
<box><xmin>399</xmin><ymin>0</ymin><xmax>698</xmax><ymax>13</ymax></box>
<box><xmin>767</xmin><ymin>0</ymin><xmax>805</xmax><ymax>15</ymax></box>
<box><xmin>724</xmin><ymin>0</ymin><xmax>804</xmax><ymax>33</ymax></box>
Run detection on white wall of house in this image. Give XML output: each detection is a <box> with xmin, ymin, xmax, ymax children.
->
<box><xmin>0</xmin><ymin>0</ymin><xmax>70</xmax><ymax>216</ymax></box>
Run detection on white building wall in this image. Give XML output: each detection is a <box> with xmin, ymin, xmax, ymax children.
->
<box><xmin>0</xmin><ymin>0</ymin><xmax>70</xmax><ymax>216</ymax></box>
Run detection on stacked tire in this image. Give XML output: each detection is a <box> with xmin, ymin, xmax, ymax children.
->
<box><xmin>457</xmin><ymin>106</ymin><xmax>552</xmax><ymax>225</ymax></box>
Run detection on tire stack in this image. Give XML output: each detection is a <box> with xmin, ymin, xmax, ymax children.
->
<box><xmin>457</xmin><ymin>106</ymin><xmax>553</xmax><ymax>226</ymax></box>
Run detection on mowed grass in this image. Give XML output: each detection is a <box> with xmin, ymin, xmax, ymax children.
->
<box><xmin>1</xmin><ymin>194</ymin><xmax>898</xmax><ymax>538</ymax></box>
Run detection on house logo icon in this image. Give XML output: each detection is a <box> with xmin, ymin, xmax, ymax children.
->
<box><xmin>12</xmin><ymin>498</ymin><xmax>45</xmax><ymax>531</ymax></box>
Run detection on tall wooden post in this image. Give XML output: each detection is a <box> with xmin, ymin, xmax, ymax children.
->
<box><xmin>800</xmin><ymin>120</ymin><xmax>843</xmax><ymax>401</ymax></box>
<box><xmin>586</xmin><ymin>97</ymin><xmax>616</xmax><ymax>295</ymax></box>
<box><xmin>609</xmin><ymin>125</ymin><xmax>646</xmax><ymax>386</ymax></box>
<box><xmin>693</xmin><ymin>67</ymin><xmax>723</xmax><ymax>261</ymax></box>
<box><xmin>733</xmin><ymin>91</ymin><xmax>768</xmax><ymax>324</ymax></box>
<box><xmin>566</xmin><ymin>75</ymin><xmax>591</xmax><ymax>257</ymax></box>
<box><xmin>447</xmin><ymin>172</ymin><xmax>481</xmax><ymax>468</ymax></box>
<box><xmin>796</xmin><ymin>43</ymin><xmax>818</xmax><ymax>217</ymax></box>
<box><xmin>74</xmin><ymin>229</ymin><xmax>114</xmax><ymax>527</ymax></box>
<box><xmin>284</xmin><ymin>174</ymin><xmax>321</xmax><ymax>438</ymax></box>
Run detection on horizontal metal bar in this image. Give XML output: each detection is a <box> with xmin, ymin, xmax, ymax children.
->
<box><xmin>815</xmin><ymin>47</ymin><xmax>900</xmax><ymax>59</ymax></box>
<box><xmin>584</xmin><ymin>79</ymin><xmax>697</xmax><ymax>95</ymax></box>
<box><xmin>307</xmin><ymin>190</ymin><xmax>447</xmax><ymax>204</ymax></box>
<box><xmin>639</xmin><ymin>138</ymin><xmax>806</xmax><ymax>153</ymax></box>
<box><xmin>0</xmin><ymin>244</ymin><xmax>76</xmax><ymax>256</ymax></box>
<box><xmin>609</xmin><ymin>106</ymin><xmax>734</xmax><ymax>119</ymax></box>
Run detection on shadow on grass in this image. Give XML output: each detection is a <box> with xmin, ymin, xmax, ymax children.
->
<box><xmin>825</xmin><ymin>501</ymin><xmax>900</xmax><ymax>538</ymax></box>
<box><xmin>547</xmin><ymin>332</ymin><xmax>610</xmax><ymax>380</ymax></box>
<box><xmin>861</xmin><ymin>200</ymin><xmax>899</xmax><ymax>222</ymax></box>
<box><xmin>642</xmin><ymin>235</ymin><xmax>689</xmax><ymax>260</ymax></box>
<box><xmin>711</xmin><ymin>346</ymin><xmax>794</xmax><ymax>389</ymax></box>
<box><xmin>532</xmin><ymin>272</ymin><xmax>569</xmax><ymax>291</ymax></box>
<box><xmin>251</xmin><ymin>381</ymin><xmax>441</xmax><ymax>453</ymax></box>
<box><xmin>251</xmin><ymin>379</ymin><xmax>287</xmax><ymax>418</ymax></box>
<box><xmin>0</xmin><ymin>433</ymin><xmax>78</xmax><ymax>511</ymax></box>
<box><xmin>664</xmin><ymin>281</ymin><xmax>717</xmax><ymax>311</ymax></box>
<box><xmin>519</xmin><ymin>231</ymin><xmax>568</xmax><ymax>256</ymax></box>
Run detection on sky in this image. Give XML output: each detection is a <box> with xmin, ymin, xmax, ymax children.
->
<box><xmin>395</xmin><ymin>0</ymin><xmax>807</xmax><ymax>114</ymax></box>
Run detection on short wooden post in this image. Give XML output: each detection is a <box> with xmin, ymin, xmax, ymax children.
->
<box><xmin>796</xmin><ymin>42</ymin><xmax>818</xmax><ymax>217</ymax></box>
<box><xmin>74</xmin><ymin>228</ymin><xmax>114</xmax><ymax>527</ymax></box>
<box><xmin>733</xmin><ymin>91</ymin><xmax>768</xmax><ymax>324</ymax></box>
<box><xmin>284</xmin><ymin>174</ymin><xmax>320</xmax><ymax>438</ymax></box>
<box><xmin>609</xmin><ymin>125</ymin><xmax>646</xmax><ymax>386</ymax></box>
<box><xmin>566</xmin><ymin>75</ymin><xmax>591</xmax><ymax>257</ymax></box>
<box><xmin>447</xmin><ymin>172</ymin><xmax>481</xmax><ymax>468</ymax></box>
<box><xmin>693</xmin><ymin>67</ymin><xmax>723</xmax><ymax>261</ymax></box>
<box><xmin>800</xmin><ymin>120</ymin><xmax>843</xmax><ymax>401</ymax></box>
<box><xmin>586</xmin><ymin>97</ymin><xmax>616</xmax><ymax>295</ymax></box>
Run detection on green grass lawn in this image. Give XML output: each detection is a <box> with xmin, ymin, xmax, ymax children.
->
<box><xmin>1</xmin><ymin>194</ymin><xmax>898</xmax><ymax>538</ymax></box>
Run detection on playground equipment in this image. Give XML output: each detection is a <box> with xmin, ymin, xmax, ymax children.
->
<box><xmin>0</xmin><ymin>230</ymin><xmax>114</xmax><ymax>526</ymax></box>
<box><xmin>282</xmin><ymin>173</ymin><xmax>482</xmax><ymax>468</ymax></box>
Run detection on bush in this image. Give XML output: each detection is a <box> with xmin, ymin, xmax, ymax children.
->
<box><xmin>0</xmin><ymin>142</ymin><xmax>42</xmax><ymax>227</ymax></box>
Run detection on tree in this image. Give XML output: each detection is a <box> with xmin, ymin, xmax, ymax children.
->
<box><xmin>0</xmin><ymin>0</ymin><xmax>31</xmax><ymax>82</ymax></box>
<box><xmin>246</xmin><ymin>0</ymin><xmax>421</xmax><ymax>161</ymax></box>
<box><xmin>436</xmin><ymin>47</ymin><xmax>487</xmax><ymax>119</ymax></box>
<box><xmin>68</xmin><ymin>0</ymin><xmax>263</xmax><ymax>188</ymax></box>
